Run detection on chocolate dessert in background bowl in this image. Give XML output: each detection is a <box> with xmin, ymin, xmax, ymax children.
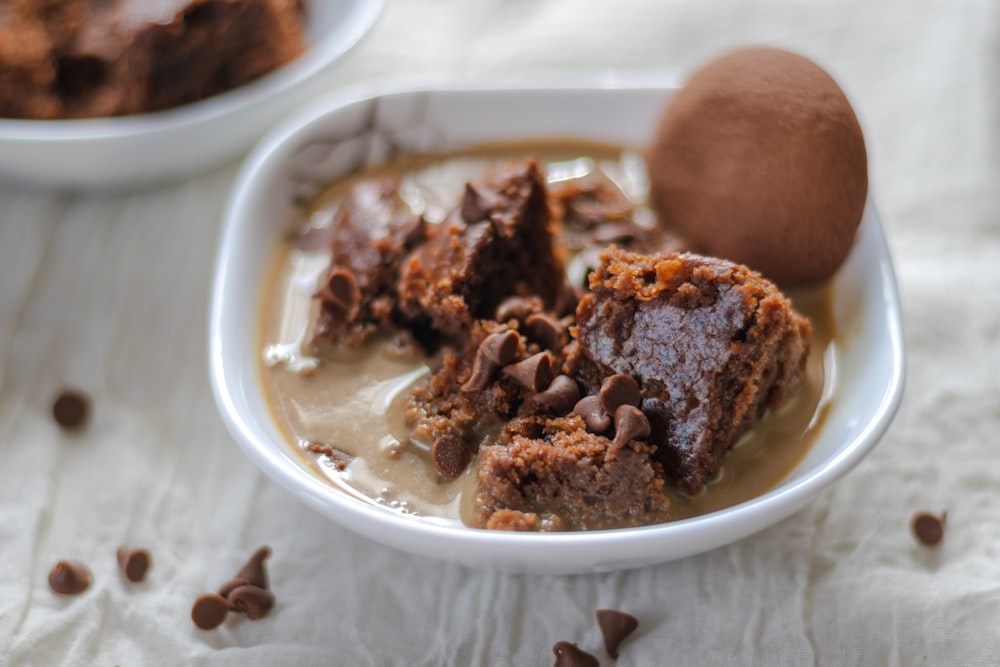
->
<box><xmin>209</xmin><ymin>57</ymin><xmax>904</xmax><ymax>573</ymax></box>
<box><xmin>0</xmin><ymin>0</ymin><xmax>383</xmax><ymax>188</ymax></box>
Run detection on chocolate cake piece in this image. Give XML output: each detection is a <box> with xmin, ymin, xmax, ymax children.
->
<box><xmin>397</xmin><ymin>159</ymin><xmax>566</xmax><ymax>340</ymax></box>
<box><xmin>474</xmin><ymin>415</ymin><xmax>671</xmax><ymax>530</ymax></box>
<box><xmin>0</xmin><ymin>6</ymin><xmax>61</xmax><ymax>119</ymax></box>
<box><xmin>311</xmin><ymin>178</ymin><xmax>426</xmax><ymax>349</ymax></box>
<box><xmin>0</xmin><ymin>0</ymin><xmax>306</xmax><ymax>119</ymax></box>
<box><xmin>570</xmin><ymin>248</ymin><xmax>811</xmax><ymax>492</ymax></box>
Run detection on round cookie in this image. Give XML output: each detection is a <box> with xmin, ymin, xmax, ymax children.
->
<box><xmin>647</xmin><ymin>47</ymin><xmax>868</xmax><ymax>286</ymax></box>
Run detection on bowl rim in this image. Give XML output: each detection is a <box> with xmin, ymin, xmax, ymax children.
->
<box><xmin>209</xmin><ymin>76</ymin><xmax>905</xmax><ymax>569</ymax></box>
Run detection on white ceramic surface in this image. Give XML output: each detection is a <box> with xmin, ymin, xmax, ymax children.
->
<box><xmin>0</xmin><ymin>0</ymin><xmax>383</xmax><ymax>190</ymax></box>
<box><xmin>209</xmin><ymin>78</ymin><xmax>906</xmax><ymax>574</ymax></box>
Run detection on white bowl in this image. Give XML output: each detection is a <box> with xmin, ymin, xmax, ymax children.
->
<box><xmin>0</xmin><ymin>0</ymin><xmax>383</xmax><ymax>190</ymax></box>
<box><xmin>209</xmin><ymin>77</ymin><xmax>905</xmax><ymax>574</ymax></box>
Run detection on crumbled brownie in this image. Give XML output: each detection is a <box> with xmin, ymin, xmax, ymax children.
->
<box><xmin>570</xmin><ymin>248</ymin><xmax>811</xmax><ymax>492</ymax></box>
<box><xmin>311</xmin><ymin>178</ymin><xmax>426</xmax><ymax>349</ymax></box>
<box><xmin>398</xmin><ymin>159</ymin><xmax>566</xmax><ymax>340</ymax></box>
<box><xmin>475</xmin><ymin>415</ymin><xmax>671</xmax><ymax>530</ymax></box>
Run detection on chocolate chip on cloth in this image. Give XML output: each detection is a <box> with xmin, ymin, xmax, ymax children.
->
<box><xmin>48</xmin><ymin>560</ymin><xmax>91</xmax><ymax>595</ymax></box>
<box><xmin>227</xmin><ymin>584</ymin><xmax>276</xmax><ymax>620</ymax></box>
<box><xmin>552</xmin><ymin>641</ymin><xmax>599</xmax><ymax>667</ymax></box>
<box><xmin>191</xmin><ymin>594</ymin><xmax>231</xmax><ymax>630</ymax></box>
<box><xmin>193</xmin><ymin>546</ymin><xmax>276</xmax><ymax>629</ymax></box>
<box><xmin>51</xmin><ymin>388</ymin><xmax>90</xmax><ymax>430</ymax></box>
<box><xmin>596</xmin><ymin>609</ymin><xmax>640</xmax><ymax>659</ymax></box>
<box><xmin>912</xmin><ymin>511</ymin><xmax>946</xmax><ymax>547</ymax></box>
<box><xmin>117</xmin><ymin>547</ymin><xmax>151</xmax><ymax>583</ymax></box>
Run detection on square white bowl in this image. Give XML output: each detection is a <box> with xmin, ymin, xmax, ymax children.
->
<box><xmin>209</xmin><ymin>76</ymin><xmax>905</xmax><ymax>574</ymax></box>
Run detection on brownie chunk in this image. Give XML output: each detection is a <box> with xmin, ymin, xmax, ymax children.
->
<box><xmin>311</xmin><ymin>178</ymin><xmax>426</xmax><ymax>349</ymax></box>
<box><xmin>398</xmin><ymin>159</ymin><xmax>566</xmax><ymax>340</ymax></box>
<box><xmin>475</xmin><ymin>415</ymin><xmax>671</xmax><ymax>530</ymax></box>
<box><xmin>0</xmin><ymin>5</ymin><xmax>62</xmax><ymax>119</ymax></box>
<box><xmin>0</xmin><ymin>0</ymin><xmax>306</xmax><ymax>119</ymax></box>
<box><xmin>570</xmin><ymin>249</ymin><xmax>811</xmax><ymax>492</ymax></box>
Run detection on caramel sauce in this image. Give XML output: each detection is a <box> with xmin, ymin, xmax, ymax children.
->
<box><xmin>258</xmin><ymin>145</ymin><xmax>838</xmax><ymax>529</ymax></box>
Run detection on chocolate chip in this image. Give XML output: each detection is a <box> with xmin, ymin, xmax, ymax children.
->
<box><xmin>235</xmin><ymin>546</ymin><xmax>271</xmax><ymax>590</ymax></box>
<box><xmin>48</xmin><ymin>560</ymin><xmax>91</xmax><ymax>595</ymax></box>
<box><xmin>481</xmin><ymin>330</ymin><xmax>520</xmax><ymax>365</ymax></box>
<box><xmin>116</xmin><ymin>547</ymin><xmax>151</xmax><ymax>583</ymax></box>
<box><xmin>318</xmin><ymin>267</ymin><xmax>357</xmax><ymax>311</ymax></box>
<box><xmin>912</xmin><ymin>511</ymin><xmax>946</xmax><ymax>547</ymax></box>
<box><xmin>217</xmin><ymin>577</ymin><xmax>251</xmax><ymax>598</ymax></box>
<box><xmin>524</xmin><ymin>313</ymin><xmax>564</xmax><ymax>351</ymax></box>
<box><xmin>612</xmin><ymin>405</ymin><xmax>651</xmax><ymax>448</ymax></box>
<box><xmin>572</xmin><ymin>395</ymin><xmax>611</xmax><ymax>433</ymax></box>
<box><xmin>461</xmin><ymin>331</ymin><xmax>520</xmax><ymax>392</ymax></box>
<box><xmin>529</xmin><ymin>375</ymin><xmax>580</xmax><ymax>414</ymax></box>
<box><xmin>52</xmin><ymin>389</ymin><xmax>90</xmax><ymax>430</ymax></box>
<box><xmin>191</xmin><ymin>594</ymin><xmax>230</xmax><ymax>630</ymax></box>
<box><xmin>461</xmin><ymin>182</ymin><xmax>500</xmax><ymax>222</ymax></box>
<box><xmin>552</xmin><ymin>641</ymin><xmax>599</xmax><ymax>667</ymax></box>
<box><xmin>227</xmin><ymin>584</ymin><xmax>276</xmax><ymax>620</ymax></box>
<box><xmin>599</xmin><ymin>374</ymin><xmax>641</xmax><ymax>415</ymax></box>
<box><xmin>596</xmin><ymin>609</ymin><xmax>639</xmax><ymax>659</ymax></box>
<box><xmin>495</xmin><ymin>296</ymin><xmax>542</xmax><ymax>323</ymax></box>
<box><xmin>432</xmin><ymin>434</ymin><xmax>471</xmax><ymax>478</ymax></box>
<box><xmin>503</xmin><ymin>351</ymin><xmax>554</xmax><ymax>392</ymax></box>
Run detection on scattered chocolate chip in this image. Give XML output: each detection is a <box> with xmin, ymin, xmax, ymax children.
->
<box><xmin>432</xmin><ymin>434</ymin><xmax>472</xmax><ymax>478</ymax></box>
<box><xmin>572</xmin><ymin>395</ymin><xmax>611</xmax><ymax>433</ymax></box>
<box><xmin>552</xmin><ymin>641</ymin><xmax>599</xmax><ymax>667</ymax></box>
<box><xmin>217</xmin><ymin>577</ymin><xmax>251</xmax><ymax>599</ymax></box>
<box><xmin>612</xmin><ymin>405</ymin><xmax>651</xmax><ymax>448</ymax></box>
<box><xmin>227</xmin><ymin>584</ymin><xmax>276</xmax><ymax>620</ymax></box>
<box><xmin>495</xmin><ymin>296</ymin><xmax>542</xmax><ymax>323</ymax></box>
<box><xmin>48</xmin><ymin>560</ymin><xmax>91</xmax><ymax>595</ymax></box>
<box><xmin>503</xmin><ymin>351</ymin><xmax>554</xmax><ymax>392</ymax></box>
<box><xmin>191</xmin><ymin>593</ymin><xmax>231</xmax><ymax>630</ymax></box>
<box><xmin>235</xmin><ymin>546</ymin><xmax>271</xmax><ymax>590</ymax></box>
<box><xmin>116</xmin><ymin>547</ymin><xmax>151</xmax><ymax>583</ymax></box>
<box><xmin>912</xmin><ymin>511</ymin><xmax>946</xmax><ymax>547</ymax></box>
<box><xmin>461</xmin><ymin>331</ymin><xmax>520</xmax><ymax>392</ymax></box>
<box><xmin>524</xmin><ymin>313</ymin><xmax>564</xmax><ymax>351</ymax></box>
<box><xmin>529</xmin><ymin>375</ymin><xmax>581</xmax><ymax>414</ymax></box>
<box><xmin>596</xmin><ymin>609</ymin><xmax>639</xmax><ymax>659</ymax></box>
<box><xmin>318</xmin><ymin>267</ymin><xmax>357</xmax><ymax>311</ymax></box>
<box><xmin>599</xmin><ymin>374</ymin><xmax>641</xmax><ymax>415</ymax></box>
<box><xmin>481</xmin><ymin>330</ymin><xmax>520</xmax><ymax>365</ymax></box>
<box><xmin>52</xmin><ymin>389</ymin><xmax>90</xmax><ymax>430</ymax></box>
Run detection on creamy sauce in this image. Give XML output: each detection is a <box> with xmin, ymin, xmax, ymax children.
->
<box><xmin>258</xmin><ymin>145</ymin><xmax>838</xmax><ymax>529</ymax></box>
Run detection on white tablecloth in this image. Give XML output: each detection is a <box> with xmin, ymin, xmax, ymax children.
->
<box><xmin>3</xmin><ymin>0</ymin><xmax>998</xmax><ymax>664</ymax></box>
